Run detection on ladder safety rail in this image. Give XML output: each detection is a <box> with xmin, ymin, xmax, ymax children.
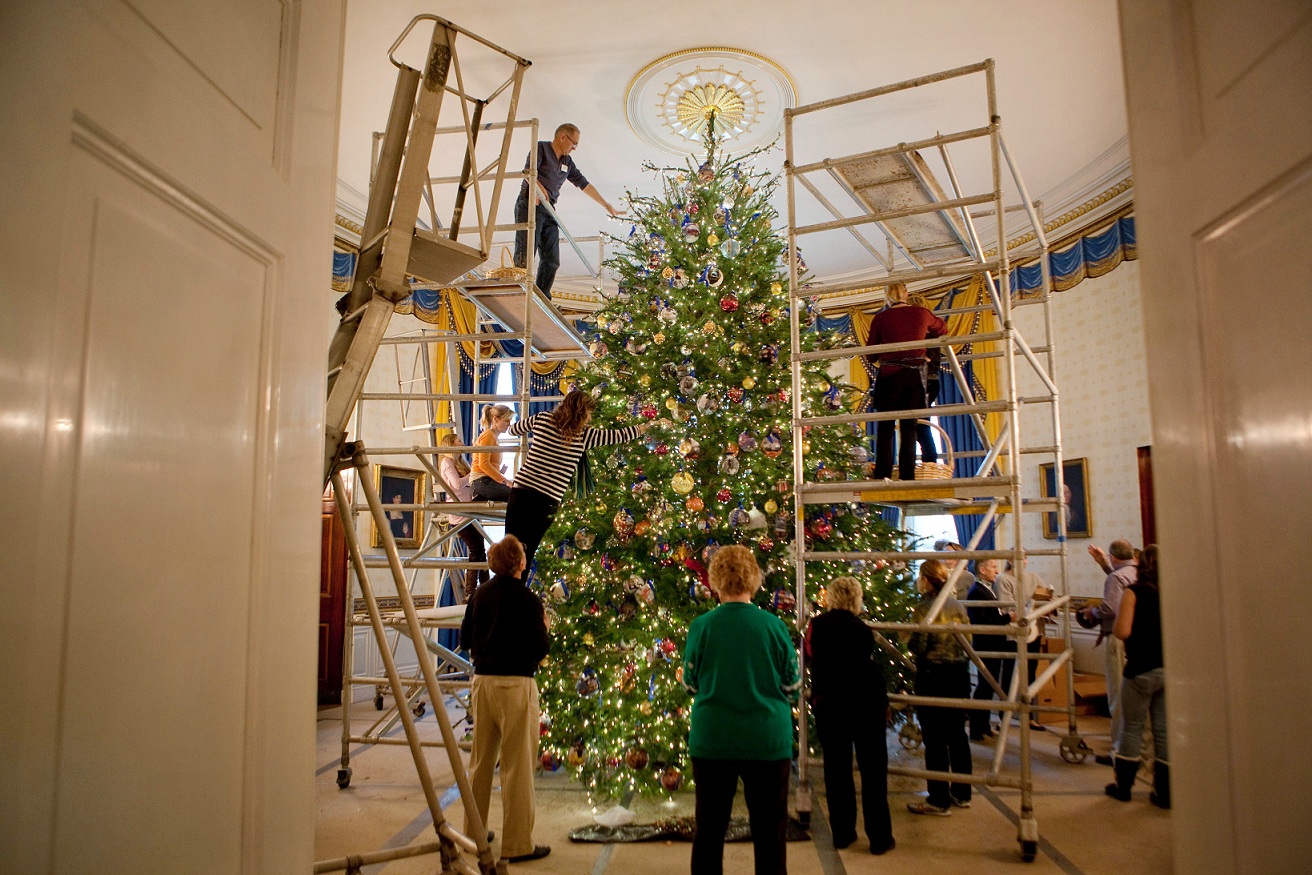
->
<box><xmin>786</xmin><ymin>60</ymin><xmax>1079</xmax><ymax>864</ymax></box>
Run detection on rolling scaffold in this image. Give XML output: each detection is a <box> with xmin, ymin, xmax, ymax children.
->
<box><xmin>317</xmin><ymin>14</ymin><xmax>585</xmax><ymax>875</ymax></box>
<box><xmin>784</xmin><ymin>60</ymin><xmax>1088</xmax><ymax>862</ymax></box>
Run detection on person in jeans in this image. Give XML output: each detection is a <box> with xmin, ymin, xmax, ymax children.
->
<box><xmin>438</xmin><ymin>433</ymin><xmax>487</xmax><ymax>602</ymax></box>
<box><xmin>806</xmin><ymin>576</ymin><xmax>894</xmax><ymax>854</ymax></box>
<box><xmin>683</xmin><ymin>545</ymin><xmax>801</xmax><ymax>874</ymax></box>
<box><xmin>460</xmin><ymin>536</ymin><xmax>552</xmax><ymax>863</ymax></box>
<box><xmin>906</xmin><ymin>559</ymin><xmax>973</xmax><ymax>816</ymax></box>
<box><xmin>1105</xmin><ymin>545</ymin><xmax>1169</xmax><ymax>808</ymax></box>
<box><xmin>504</xmin><ymin>390</ymin><xmax>664</xmax><ymax>575</ymax></box>
<box><xmin>470</xmin><ymin>405</ymin><xmax>514</xmax><ymax>502</ymax></box>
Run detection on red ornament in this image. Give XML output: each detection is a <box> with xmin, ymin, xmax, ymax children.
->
<box><xmin>758</xmin><ymin>537</ymin><xmax>774</xmax><ymax>551</ymax></box>
<box><xmin>716</xmin><ymin>487</ymin><xmax>732</xmax><ymax>503</ymax></box>
<box><xmin>760</xmin><ymin>310</ymin><xmax>775</xmax><ymax>325</ymax></box>
<box><xmin>654</xmin><ymin>442</ymin><xmax>669</xmax><ymax>456</ymax></box>
<box><xmin>660</xmin><ymin>639</ymin><xmax>678</xmax><ymax>658</ymax></box>
<box><xmin>625</xmin><ymin>747</ymin><xmax>650</xmax><ymax>770</ymax></box>
<box><xmin>811</xmin><ymin>519</ymin><xmax>833</xmax><ymax>540</ymax></box>
<box><xmin>640</xmin><ymin>404</ymin><xmax>659</xmax><ymax>420</ymax></box>
<box><xmin>660</xmin><ymin>766</ymin><xmax>684</xmax><ymax>792</ymax></box>
<box><xmin>541</xmin><ymin>752</ymin><xmax>561</xmax><ymax>771</ymax></box>
<box><xmin>720</xmin><ymin>294</ymin><xmax>739</xmax><ymax>312</ymax></box>
<box><xmin>728</xmin><ymin>387</ymin><xmax>745</xmax><ymax>403</ymax></box>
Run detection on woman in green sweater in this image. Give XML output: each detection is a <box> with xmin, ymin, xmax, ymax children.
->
<box><xmin>682</xmin><ymin>545</ymin><xmax>801</xmax><ymax>875</ymax></box>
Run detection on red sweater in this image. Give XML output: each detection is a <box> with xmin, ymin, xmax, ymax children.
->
<box><xmin>864</xmin><ymin>304</ymin><xmax>947</xmax><ymax>366</ymax></box>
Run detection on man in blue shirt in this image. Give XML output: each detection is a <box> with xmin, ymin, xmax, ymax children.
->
<box><xmin>513</xmin><ymin>124</ymin><xmax>620</xmax><ymax>296</ymax></box>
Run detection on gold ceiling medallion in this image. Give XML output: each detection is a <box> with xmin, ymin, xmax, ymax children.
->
<box><xmin>625</xmin><ymin>48</ymin><xmax>796</xmax><ymax>156</ymax></box>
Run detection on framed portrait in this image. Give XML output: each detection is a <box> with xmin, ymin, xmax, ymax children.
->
<box><xmin>1040</xmin><ymin>457</ymin><xmax>1092</xmax><ymax>539</ymax></box>
<box><xmin>372</xmin><ymin>465</ymin><xmax>427</xmax><ymax>549</ymax></box>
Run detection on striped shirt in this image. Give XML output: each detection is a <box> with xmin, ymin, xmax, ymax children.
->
<box><xmin>507</xmin><ymin>413</ymin><xmax>640</xmax><ymax>501</ymax></box>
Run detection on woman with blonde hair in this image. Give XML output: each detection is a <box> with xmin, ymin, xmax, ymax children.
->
<box><xmin>805</xmin><ymin>576</ymin><xmax>894</xmax><ymax>854</ymax></box>
<box><xmin>683</xmin><ymin>545</ymin><xmax>800</xmax><ymax>874</ymax></box>
<box><xmin>439</xmin><ymin>433</ymin><xmax>487</xmax><ymax>601</ymax></box>
<box><xmin>906</xmin><ymin>558</ymin><xmax>973</xmax><ymax>815</ymax></box>
<box><xmin>504</xmin><ymin>390</ymin><xmax>665</xmax><ymax>575</ymax></box>
<box><xmin>470</xmin><ymin>404</ymin><xmax>514</xmax><ymax>501</ymax></box>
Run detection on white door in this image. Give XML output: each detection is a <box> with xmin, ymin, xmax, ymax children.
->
<box><xmin>0</xmin><ymin>2</ymin><xmax>344</xmax><ymax>872</ymax></box>
<box><xmin>1119</xmin><ymin>3</ymin><xmax>1312</xmax><ymax>872</ymax></box>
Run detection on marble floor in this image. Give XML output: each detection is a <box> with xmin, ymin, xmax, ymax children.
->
<box><xmin>315</xmin><ymin>698</ymin><xmax>1171</xmax><ymax>874</ymax></box>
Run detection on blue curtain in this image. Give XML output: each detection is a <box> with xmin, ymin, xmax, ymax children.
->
<box><xmin>937</xmin><ymin>362</ymin><xmax>995</xmax><ymax>551</ymax></box>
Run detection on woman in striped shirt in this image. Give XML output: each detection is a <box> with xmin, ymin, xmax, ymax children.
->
<box><xmin>505</xmin><ymin>390</ymin><xmax>664</xmax><ymax>576</ymax></box>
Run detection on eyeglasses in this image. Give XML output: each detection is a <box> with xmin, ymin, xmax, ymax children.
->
<box><xmin>563</xmin><ymin>135</ymin><xmax>580</xmax><ymax>148</ymax></box>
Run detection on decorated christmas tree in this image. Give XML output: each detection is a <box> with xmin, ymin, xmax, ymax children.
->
<box><xmin>532</xmin><ymin>146</ymin><xmax>916</xmax><ymax>799</ymax></box>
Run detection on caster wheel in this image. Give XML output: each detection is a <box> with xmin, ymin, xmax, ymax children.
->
<box><xmin>898</xmin><ymin>722</ymin><xmax>923</xmax><ymax>751</ymax></box>
<box><xmin>336</xmin><ymin>768</ymin><xmax>352</xmax><ymax>789</ymax></box>
<box><xmin>413</xmin><ymin>701</ymin><xmax>427</xmax><ymax>718</ymax></box>
<box><xmin>374</xmin><ymin>694</ymin><xmax>384</xmax><ymax>711</ymax></box>
<box><xmin>1059</xmin><ymin>734</ymin><xmax>1091</xmax><ymax>764</ymax></box>
<box><xmin>796</xmin><ymin>810</ymin><xmax>811</xmax><ymax>827</ymax></box>
<box><xmin>1021</xmin><ymin>839</ymin><xmax>1037</xmax><ymax>862</ymax></box>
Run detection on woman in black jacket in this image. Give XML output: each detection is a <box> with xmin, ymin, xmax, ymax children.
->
<box><xmin>805</xmin><ymin>576</ymin><xmax>894</xmax><ymax>855</ymax></box>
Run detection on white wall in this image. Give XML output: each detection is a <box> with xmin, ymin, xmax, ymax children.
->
<box><xmin>996</xmin><ymin>258</ymin><xmax>1152</xmax><ymax>605</ymax></box>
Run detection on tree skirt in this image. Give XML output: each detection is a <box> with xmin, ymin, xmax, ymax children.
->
<box><xmin>569</xmin><ymin>815</ymin><xmax>811</xmax><ymax>843</ymax></box>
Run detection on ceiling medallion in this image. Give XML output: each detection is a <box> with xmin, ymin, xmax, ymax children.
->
<box><xmin>625</xmin><ymin>48</ymin><xmax>797</xmax><ymax>156</ymax></box>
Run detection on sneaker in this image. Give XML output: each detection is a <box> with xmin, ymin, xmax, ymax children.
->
<box><xmin>906</xmin><ymin>800</ymin><xmax>951</xmax><ymax>816</ymax></box>
<box><xmin>950</xmin><ymin>798</ymin><xmax>972</xmax><ymax>809</ymax></box>
<box><xmin>1094</xmin><ymin>753</ymin><xmax>1114</xmax><ymax>766</ymax></box>
<box><xmin>504</xmin><ymin>845</ymin><xmax>551</xmax><ymax>863</ymax></box>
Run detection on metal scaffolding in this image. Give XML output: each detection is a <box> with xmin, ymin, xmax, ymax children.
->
<box><xmin>784</xmin><ymin>60</ymin><xmax>1088</xmax><ymax>863</ymax></box>
<box><xmin>316</xmin><ymin>13</ymin><xmax>582</xmax><ymax>874</ymax></box>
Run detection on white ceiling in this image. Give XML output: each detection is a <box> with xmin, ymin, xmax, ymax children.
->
<box><xmin>336</xmin><ymin>0</ymin><xmax>1131</xmax><ymax>300</ymax></box>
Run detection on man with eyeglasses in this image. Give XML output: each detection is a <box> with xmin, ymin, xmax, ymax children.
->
<box><xmin>513</xmin><ymin>123</ymin><xmax>621</xmax><ymax>296</ymax></box>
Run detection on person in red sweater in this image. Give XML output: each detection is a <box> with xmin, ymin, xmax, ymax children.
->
<box><xmin>864</xmin><ymin>283</ymin><xmax>947</xmax><ymax>480</ymax></box>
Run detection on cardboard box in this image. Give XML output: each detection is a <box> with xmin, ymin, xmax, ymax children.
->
<box><xmin>1031</xmin><ymin>638</ymin><xmax>1108</xmax><ymax>723</ymax></box>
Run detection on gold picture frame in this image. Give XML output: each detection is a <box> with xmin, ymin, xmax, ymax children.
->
<box><xmin>371</xmin><ymin>465</ymin><xmax>427</xmax><ymax>549</ymax></box>
<box><xmin>1040</xmin><ymin>457</ymin><xmax>1092</xmax><ymax>539</ymax></box>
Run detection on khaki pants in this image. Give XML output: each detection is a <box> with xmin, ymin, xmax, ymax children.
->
<box><xmin>1104</xmin><ymin>635</ymin><xmax>1125</xmax><ymax>749</ymax></box>
<box><xmin>465</xmin><ymin>675</ymin><xmax>540</xmax><ymax>858</ymax></box>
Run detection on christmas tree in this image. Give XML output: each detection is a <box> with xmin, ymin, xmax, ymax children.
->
<box><xmin>532</xmin><ymin>146</ymin><xmax>916</xmax><ymax>799</ymax></box>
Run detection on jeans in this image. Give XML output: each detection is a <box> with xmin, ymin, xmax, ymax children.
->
<box><xmin>1115</xmin><ymin>667</ymin><xmax>1167</xmax><ymax>762</ymax></box>
<box><xmin>690</xmin><ymin>757</ymin><xmax>790</xmax><ymax>875</ymax></box>
<box><xmin>504</xmin><ymin>485</ymin><xmax>560</xmax><ymax>580</ymax></box>
<box><xmin>1104</xmin><ymin>634</ymin><xmax>1125</xmax><ymax>749</ymax></box>
<box><xmin>873</xmin><ymin>366</ymin><xmax>926</xmax><ymax>480</ymax></box>
<box><xmin>915</xmin><ymin>662</ymin><xmax>972</xmax><ymax>807</ymax></box>
<box><xmin>470</xmin><ymin>477</ymin><xmax>511</xmax><ymax>502</ymax></box>
<box><xmin>814</xmin><ymin>700</ymin><xmax>891</xmax><ymax>847</ymax></box>
<box><xmin>513</xmin><ymin>191</ymin><xmax>560</xmax><ymax>296</ymax></box>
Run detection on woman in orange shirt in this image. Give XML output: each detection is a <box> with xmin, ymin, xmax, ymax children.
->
<box><xmin>470</xmin><ymin>404</ymin><xmax>514</xmax><ymax>501</ymax></box>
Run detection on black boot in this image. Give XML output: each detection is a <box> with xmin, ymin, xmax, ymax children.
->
<box><xmin>1149</xmin><ymin>760</ymin><xmax>1171</xmax><ymax>809</ymax></box>
<box><xmin>1104</xmin><ymin>755</ymin><xmax>1138</xmax><ymax>801</ymax></box>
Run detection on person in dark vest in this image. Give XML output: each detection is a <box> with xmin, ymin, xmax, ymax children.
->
<box><xmin>805</xmin><ymin>575</ymin><xmax>894</xmax><ymax>854</ymax></box>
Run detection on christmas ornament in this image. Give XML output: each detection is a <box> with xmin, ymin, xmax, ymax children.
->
<box><xmin>633</xmin><ymin>519</ymin><xmax>652</xmax><ymax>536</ymax></box>
<box><xmin>576</xmin><ymin>668</ymin><xmax>600</xmax><ymax>696</ymax></box>
<box><xmin>686</xmin><ymin>494</ymin><xmax>704</xmax><ymax>512</ymax></box>
<box><xmin>639</xmin><ymin>373</ymin><xmax>652</xmax><ymax>387</ymax></box>
<box><xmin>682</xmin><ymin>221</ymin><xmax>700</xmax><ymax>242</ymax></box>
<box><xmin>589</xmin><ymin>338</ymin><xmax>609</xmax><ymax>357</ymax></box>
<box><xmin>654</xmin><ymin>442</ymin><xmax>669</xmax><ymax>456</ymax></box>
<box><xmin>716</xmin><ymin>487</ymin><xmax>732</xmax><ymax>503</ymax></box>
<box><xmin>660</xmin><ymin>766</ymin><xmax>684</xmax><ymax>792</ymax></box>
<box><xmin>575</xmin><ymin>529</ymin><xmax>595</xmax><ymax>550</ymax></box>
<box><xmin>640</xmin><ymin>404</ymin><xmax>658</xmax><ymax>420</ymax></box>
<box><xmin>702</xmin><ymin>262</ymin><xmax>724</xmax><ymax>289</ymax></box>
<box><xmin>671</xmin><ymin>471</ymin><xmax>695</xmax><ymax>494</ymax></box>
<box><xmin>764</xmin><ymin>498</ymin><xmax>779</xmax><ymax>515</ymax></box>
<box><xmin>772</xmin><ymin>587</ymin><xmax>797</xmax><ymax>613</ymax></box>
<box><xmin>706</xmin><ymin>232</ymin><xmax>719</xmax><ymax>246</ymax></box>
<box><xmin>759</xmin><ymin>344</ymin><xmax>779</xmax><ymax>365</ymax></box>
<box><xmin>719</xmin><ymin>455</ymin><xmax>740</xmax><ymax>475</ymax></box>
<box><xmin>567</xmin><ymin>744</ymin><xmax>587</xmax><ymax>767</ymax></box>
<box><xmin>737</xmin><ymin>430</ymin><xmax>758</xmax><ymax>452</ymax></box>
<box><xmin>679</xmin><ymin>375</ymin><xmax>699</xmax><ymax>394</ymax></box>
<box><xmin>758</xmin><ymin>536</ymin><xmax>774</xmax><ymax>552</ymax></box>
<box><xmin>614</xmin><ymin>510</ymin><xmax>635</xmax><ymax>538</ymax></box>
<box><xmin>541</xmin><ymin>751</ymin><xmax>562</xmax><ymax>771</ymax></box>
<box><xmin>810</xmin><ymin>518</ymin><xmax>833</xmax><ymax>540</ymax></box>
<box><xmin>672</xmin><ymin>268</ymin><xmax>690</xmax><ymax>289</ymax></box>
<box><xmin>720</xmin><ymin>294</ymin><xmax>739</xmax><ymax>312</ymax></box>
<box><xmin>625</xmin><ymin>747</ymin><xmax>649</xmax><ymax>770</ymax></box>
<box><xmin>728</xmin><ymin>387</ymin><xmax>745</xmax><ymax>403</ymax></box>
<box><xmin>661</xmin><ymin>266</ymin><xmax>674</xmax><ymax>280</ymax></box>
<box><xmin>658</xmin><ymin>304</ymin><xmax>678</xmax><ymax>325</ymax></box>
<box><xmin>703</xmin><ymin>320</ymin><xmax>717</xmax><ymax>335</ymax></box>
<box><xmin>762</xmin><ymin>432</ymin><xmax>783</xmax><ymax>459</ymax></box>
<box><xmin>653</xmin><ymin>332</ymin><xmax>666</xmax><ymax>344</ymax></box>
<box><xmin>770</xmin><ymin>281</ymin><xmax>783</xmax><ymax>294</ymax></box>
<box><xmin>696</xmin><ymin>393</ymin><xmax>719</xmax><ymax>413</ymax></box>
<box><xmin>583</xmin><ymin>633</ymin><xmax>595</xmax><ymax>647</ymax></box>
<box><xmin>719</xmin><ymin>238</ymin><xmax>741</xmax><ymax>258</ymax></box>
<box><xmin>729</xmin><ymin>506</ymin><xmax>751</xmax><ymax>528</ymax></box>
<box><xmin>678</xmin><ymin>437</ymin><xmax>700</xmax><ymax>459</ymax></box>
<box><xmin>664</xmin><ymin>396</ymin><xmax>678</xmax><ymax>410</ymax></box>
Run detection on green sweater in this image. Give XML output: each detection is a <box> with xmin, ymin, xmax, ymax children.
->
<box><xmin>682</xmin><ymin>602</ymin><xmax>801</xmax><ymax>760</ymax></box>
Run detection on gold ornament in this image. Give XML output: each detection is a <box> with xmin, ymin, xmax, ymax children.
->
<box><xmin>662</xmin><ymin>266</ymin><xmax>674</xmax><ymax>279</ymax></box>
<box><xmin>802</xmin><ymin>440</ymin><xmax>811</xmax><ymax>454</ymax></box>
<box><xmin>732</xmin><ymin>341</ymin><xmax>746</xmax><ymax>354</ymax></box>
<box><xmin>639</xmin><ymin>374</ymin><xmax>651</xmax><ymax>387</ymax></box>
<box><xmin>665</xmin><ymin>398</ymin><xmax>678</xmax><ymax>410</ymax></box>
<box><xmin>770</xmin><ymin>281</ymin><xmax>782</xmax><ymax>294</ymax></box>
<box><xmin>703</xmin><ymin>321</ymin><xmax>717</xmax><ymax>334</ymax></box>
<box><xmin>671</xmin><ymin>471</ymin><xmax>696</xmax><ymax>494</ymax></box>
<box><xmin>742</xmin><ymin>376</ymin><xmax>756</xmax><ymax>390</ymax></box>
<box><xmin>707</xmin><ymin>232</ymin><xmax>719</xmax><ymax>246</ymax></box>
<box><xmin>583</xmin><ymin>633</ymin><xmax>595</xmax><ymax>647</ymax></box>
<box><xmin>654</xmin><ymin>332</ymin><xmax>666</xmax><ymax>344</ymax></box>
<box><xmin>764</xmin><ymin>499</ymin><xmax>778</xmax><ymax>514</ymax></box>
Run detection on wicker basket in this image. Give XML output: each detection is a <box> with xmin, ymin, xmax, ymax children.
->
<box><xmin>891</xmin><ymin>420</ymin><xmax>954</xmax><ymax>480</ymax></box>
<box><xmin>486</xmin><ymin>247</ymin><xmax>528</xmax><ymax>281</ymax></box>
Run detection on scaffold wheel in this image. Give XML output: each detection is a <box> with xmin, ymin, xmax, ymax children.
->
<box><xmin>1021</xmin><ymin>839</ymin><xmax>1038</xmax><ymax>862</ymax></box>
<box><xmin>898</xmin><ymin>721</ymin><xmax>923</xmax><ymax>751</ymax></box>
<box><xmin>1059</xmin><ymin>734</ymin><xmax>1091</xmax><ymax>764</ymax></box>
<box><xmin>336</xmin><ymin>767</ymin><xmax>352</xmax><ymax>789</ymax></box>
<box><xmin>413</xmin><ymin>700</ymin><xmax>427</xmax><ymax>717</ymax></box>
<box><xmin>374</xmin><ymin>693</ymin><xmax>385</xmax><ymax>711</ymax></box>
